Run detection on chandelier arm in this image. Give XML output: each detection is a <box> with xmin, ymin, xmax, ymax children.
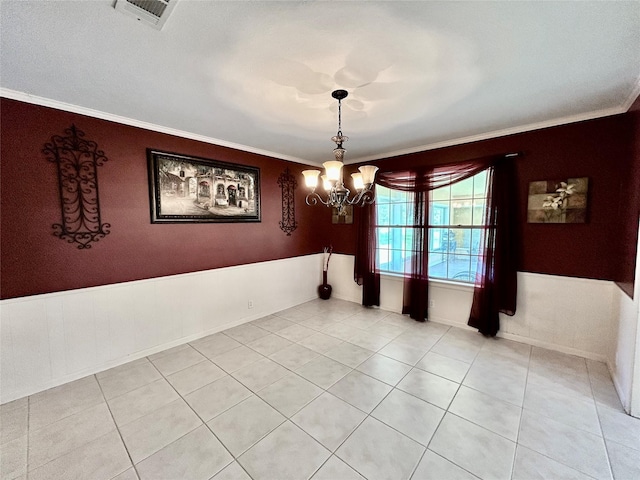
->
<box><xmin>344</xmin><ymin>195</ymin><xmax>359</xmax><ymax>206</ymax></box>
<box><xmin>305</xmin><ymin>192</ymin><xmax>331</xmax><ymax>207</ymax></box>
<box><xmin>358</xmin><ymin>189</ymin><xmax>376</xmax><ymax>205</ymax></box>
<box><xmin>348</xmin><ymin>188</ymin><xmax>376</xmax><ymax>205</ymax></box>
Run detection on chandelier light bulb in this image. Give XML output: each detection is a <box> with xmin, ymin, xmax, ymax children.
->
<box><xmin>323</xmin><ymin>161</ymin><xmax>343</xmax><ymax>182</ymax></box>
<box><xmin>358</xmin><ymin>165</ymin><xmax>379</xmax><ymax>186</ymax></box>
<box><xmin>351</xmin><ymin>172</ymin><xmax>364</xmax><ymax>191</ymax></box>
<box><xmin>302</xmin><ymin>170</ymin><xmax>320</xmax><ymax>189</ymax></box>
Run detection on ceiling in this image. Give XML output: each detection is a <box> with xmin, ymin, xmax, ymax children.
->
<box><xmin>1</xmin><ymin>1</ymin><xmax>639</xmax><ymax>166</ymax></box>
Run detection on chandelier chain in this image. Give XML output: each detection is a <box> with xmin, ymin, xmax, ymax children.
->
<box><xmin>337</xmin><ymin>97</ymin><xmax>342</xmax><ymax>135</ymax></box>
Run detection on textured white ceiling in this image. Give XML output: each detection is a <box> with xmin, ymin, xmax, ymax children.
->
<box><xmin>1</xmin><ymin>1</ymin><xmax>639</xmax><ymax>165</ymax></box>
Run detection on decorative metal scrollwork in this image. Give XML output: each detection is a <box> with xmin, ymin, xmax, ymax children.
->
<box><xmin>277</xmin><ymin>167</ymin><xmax>298</xmax><ymax>236</ymax></box>
<box><xmin>43</xmin><ymin>125</ymin><xmax>111</xmax><ymax>249</ymax></box>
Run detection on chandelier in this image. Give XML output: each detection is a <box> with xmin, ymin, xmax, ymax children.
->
<box><xmin>302</xmin><ymin>90</ymin><xmax>378</xmax><ymax>215</ymax></box>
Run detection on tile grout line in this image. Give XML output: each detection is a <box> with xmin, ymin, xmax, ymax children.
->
<box><xmin>309</xmin><ymin>339</ymin><xmax>446</xmax><ymax>479</ymax></box>
<box><xmin>23</xmin><ymin>379</ymin><xmax>111</xmax><ymax>478</ymax></box>
<box><xmin>147</xmin><ymin>352</ymin><xmax>241</xmax><ymax>478</ymax></box>
<box><xmin>120</xmin><ymin>349</ymin><xmax>270</xmax><ymax>478</ymax></box>
<box><xmin>220</xmin><ymin>309</ymin><xmax>398</xmax><ymax>479</ymax></box>
<box><xmin>280</xmin><ymin>317</ymin><xmax>492</xmax><ymax>477</ymax></box>
<box><xmin>586</xmin><ymin>357</ymin><xmax>616</xmax><ymax>480</ymax></box>
<box><xmin>102</xmin><ymin>349</ymin><xmax>237</xmax><ymax>475</ymax></box>
<box><xmin>510</xmin><ymin>342</ymin><xmax>532</xmax><ymax>480</ymax></box>
<box><xmin>410</xmin><ymin>332</ymin><xmax>528</xmax><ymax>479</ymax></box>
<box><xmin>221</xmin><ymin>309</ymin><xmax>367</xmax><ymax>478</ymax></box>
<box><xmin>95</xmin><ymin>373</ymin><xmax>142</xmax><ymax>480</ymax></box>
<box><xmin>318</xmin><ymin>378</ymin><xmax>395</xmax><ymax>479</ymax></box>
<box><xmin>415</xmin><ymin>334</ymin><xmax>485</xmax><ymax>480</ymax></box>
<box><xmin>315</xmin><ymin>326</ymin><xmax>480</xmax><ymax>479</ymax></box>
<box><xmin>155</xmin><ymin>334</ymin><xmax>379</xmax><ymax>478</ymax></box>
<box><xmin>25</xmin><ymin>394</ymin><xmax>31</xmax><ymax>480</ymax></box>
<box><xmin>382</xmin><ymin>354</ymin><xmax>438</xmax><ymax>480</ymax></box>
<box><xmin>517</xmin><ymin>347</ymin><xmax>611</xmax><ymax>479</ymax></box>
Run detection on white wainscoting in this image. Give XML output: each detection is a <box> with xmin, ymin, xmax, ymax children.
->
<box><xmin>610</xmin><ymin>286</ymin><xmax>639</xmax><ymax>414</ymax></box>
<box><xmin>501</xmin><ymin>273</ymin><xmax>614</xmax><ymax>361</ymax></box>
<box><xmin>0</xmin><ymin>254</ymin><xmax>323</xmax><ymax>404</ymax></box>
<box><xmin>608</xmin><ymin>218</ymin><xmax>640</xmax><ymax>416</ymax></box>
<box><xmin>329</xmin><ymin>253</ymin><xmax>615</xmax><ymax>362</ymax></box>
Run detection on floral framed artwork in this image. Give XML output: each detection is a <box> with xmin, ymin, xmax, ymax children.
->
<box><xmin>332</xmin><ymin>205</ymin><xmax>353</xmax><ymax>224</ymax></box>
<box><xmin>527</xmin><ymin>177</ymin><xmax>588</xmax><ymax>223</ymax></box>
<box><xmin>148</xmin><ymin>150</ymin><xmax>261</xmax><ymax>223</ymax></box>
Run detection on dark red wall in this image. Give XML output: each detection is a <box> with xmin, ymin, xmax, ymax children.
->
<box><xmin>331</xmin><ymin>111</ymin><xmax>636</xmax><ymax>283</ymax></box>
<box><xmin>1</xmin><ymin>99</ymin><xmax>333</xmax><ymax>299</ymax></box>
<box><xmin>3</xmin><ymin>98</ymin><xmax>637</xmax><ymax>299</ymax></box>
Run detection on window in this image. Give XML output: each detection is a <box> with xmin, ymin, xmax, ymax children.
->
<box><xmin>375</xmin><ymin>170</ymin><xmax>488</xmax><ymax>283</ymax></box>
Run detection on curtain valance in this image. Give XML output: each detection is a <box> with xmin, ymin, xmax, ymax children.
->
<box><xmin>376</xmin><ymin>154</ymin><xmax>500</xmax><ymax>193</ymax></box>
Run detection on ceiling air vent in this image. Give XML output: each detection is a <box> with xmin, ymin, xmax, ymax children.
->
<box><xmin>114</xmin><ymin>0</ymin><xmax>177</xmax><ymax>30</ymax></box>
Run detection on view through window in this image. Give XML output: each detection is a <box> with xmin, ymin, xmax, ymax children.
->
<box><xmin>375</xmin><ymin>170</ymin><xmax>488</xmax><ymax>283</ymax></box>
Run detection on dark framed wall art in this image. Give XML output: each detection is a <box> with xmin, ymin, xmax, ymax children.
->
<box><xmin>332</xmin><ymin>205</ymin><xmax>353</xmax><ymax>224</ymax></box>
<box><xmin>148</xmin><ymin>150</ymin><xmax>261</xmax><ymax>223</ymax></box>
<box><xmin>527</xmin><ymin>177</ymin><xmax>588</xmax><ymax>223</ymax></box>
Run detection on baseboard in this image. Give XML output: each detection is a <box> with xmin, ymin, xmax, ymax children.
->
<box><xmin>607</xmin><ymin>359</ymin><xmax>632</xmax><ymax>415</ymax></box>
<box><xmin>497</xmin><ymin>331</ymin><xmax>608</xmax><ymax>363</ymax></box>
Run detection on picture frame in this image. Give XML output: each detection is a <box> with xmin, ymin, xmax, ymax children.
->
<box><xmin>527</xmin><ymin>177</ymin><xmax>588</xmax><ymax>223</ymax></box>
<box><xmin>332</xmin><ymin>205</ymin><xmax>353</xmax><ymax>224</ymax></box>
<box><xmin>148</xmin><ymin>149</ymin><xmax>261</xmax><ymax>223</ymax></box>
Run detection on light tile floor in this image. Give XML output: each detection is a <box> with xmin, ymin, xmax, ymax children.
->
<box><xmin>2</xmin><ymin>298</ymin><xmax>640</xmax><ymax>480</ymax></box>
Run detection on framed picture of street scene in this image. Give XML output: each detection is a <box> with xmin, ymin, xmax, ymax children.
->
<box><xmin>148</xmin><ymin>150</ymin><xmax>261</xmax><ymax>223</ymax></box>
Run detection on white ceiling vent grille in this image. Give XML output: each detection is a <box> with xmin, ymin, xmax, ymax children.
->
<box><xmin>114</xmin><ymin>0</ymin><xmax>177</xmax><ymax>30</ymax></box>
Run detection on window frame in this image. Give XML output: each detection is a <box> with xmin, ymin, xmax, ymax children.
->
<box><xmin>374</xmin><ymin>170</ymin><xmax>488</xmax><ymax>284</ymax></box>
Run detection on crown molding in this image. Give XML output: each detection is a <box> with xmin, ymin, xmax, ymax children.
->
<box><xmin>0</xmin><ymin>88</ymin><xmax>318</xmax><ymax>166</ymax></box>
<box><xmin>621</xmin><ymin>75</ymin><xmax>640</xmax><ymax>112</ymax></box>
<box><xmin>348</xmin><ymin>105</ymin><xmax>627</xmax><ymax>164</ymax></box>
<box><xmin>2</xmin><ymin>87</ymin><xmax>633</xmax><ymax>167</ymax></box>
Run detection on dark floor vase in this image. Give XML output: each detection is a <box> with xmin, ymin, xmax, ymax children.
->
<box><xmin>319</xmin><ymin>271</ymin><xmax>332</xmax><ymax>299</ymax></box>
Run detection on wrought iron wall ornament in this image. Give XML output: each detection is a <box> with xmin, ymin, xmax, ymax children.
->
<box><xmin>277</xmin><ymin>167</ymin><xmax>298</xmax><ymax>236</ymax></box>
<box><xmin>43</xmin><ymin>125</ymin><xmax>111</xmax><ymax>249</ymax></box>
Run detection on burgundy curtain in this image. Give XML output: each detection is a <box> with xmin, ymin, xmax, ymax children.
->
<box><xmin>376</xmin><ymin>159</ymin><xmax>493</xmax><ymax>192</ymax></box>
<box><xmin>354</xmin><ymin>195</ymin><xmax>380</xmax><ymax>306</ymax></box>
<box><xmin>402</xmin><ymin>190</ymin><xmax>429</xmax><ymax>321</ymax></box>
<box><xmin>356</xmin><ymin>153</ymin><xmax>518</xmax><ymax>332</ymax></box>
<box><xmin>376</xmin><ymin>160</ymin><xmax>496</xmax><ymax>322</ymax></box>
<box><xmin>468</xmin><ymin>158</ymin><xmax>518</xmax><ymax>336</ymax></box>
